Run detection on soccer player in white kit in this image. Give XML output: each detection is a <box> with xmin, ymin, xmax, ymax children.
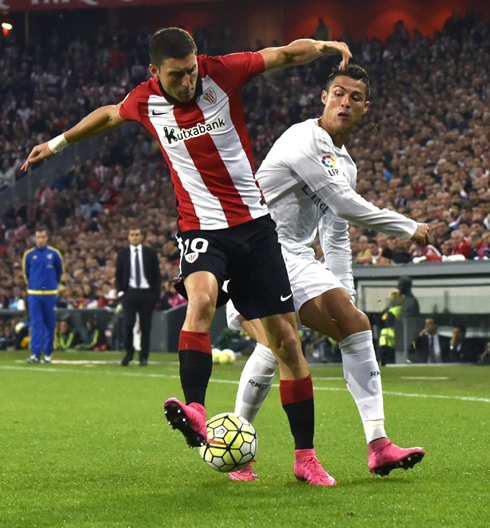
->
<box><xmin>227</xmin><ymin>64</ymin><xmax>428</xmax><ymax>481</ymax></box>
<box><xmin>22</xmin><ymin>28</ymin><xmax>353</xmax><ymax>486</ymax></box>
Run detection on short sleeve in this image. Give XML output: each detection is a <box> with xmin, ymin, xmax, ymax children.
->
<box><xmin>119</xmin><ymin>89</ymin><xmax>142</xmax><ymax>122</ymax></box>
<box><xmin>201</xmin><ymin>52</ymin><xmax>265</xmax><ymax>89</ymax></box>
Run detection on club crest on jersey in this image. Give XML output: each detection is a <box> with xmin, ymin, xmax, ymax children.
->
<box><xmin>47</xmin><ymin>254</ymin><xmax>53</xmax><ymax>259</ymax></box>
<box><xmin>201</xmin><ymin>88</ymin><xmax>217</xmax><ymax>105</ymax></box>
<box><xmin>185</xmin><ymin>252</ymin><xmax>199</xmax><ymax>263</ymax></box>
<box><xmin>163</xmin><ymin>116</ymin><xmax>226</xmax><ymax>145</ymax></box>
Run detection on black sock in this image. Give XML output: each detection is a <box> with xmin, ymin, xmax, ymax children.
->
<box><xmin>180</xmin><ymin>349</ymin><xmax>212</xmax><ymax>406</ymax></box>
<box><xmin>282</xmin><ymin>400</ymin><xmax>315</xmax><ymax>449</ymax></box>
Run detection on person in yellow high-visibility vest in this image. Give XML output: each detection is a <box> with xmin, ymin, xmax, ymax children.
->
<box><xmin>378</xmin><ymin>290</ymin><xmax>403</xmax><ymax>366</ymax></box>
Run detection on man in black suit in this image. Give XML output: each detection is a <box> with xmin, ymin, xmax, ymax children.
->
<box><xmin>448</xmin><ymin>324</ymin><xmax>481</xmax><ymax>363</ymax></box>
<box><xmin>116</xmin><ymin>227</ymin><xmax>161</xmax><ymax>366</ymax></box>
<box><xmin>409</xmin><ymin>316</ymin><xmax>450</xmax><ymax>363</ymax></box>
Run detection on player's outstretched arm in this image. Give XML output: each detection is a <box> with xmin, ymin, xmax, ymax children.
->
<box><xmin>21</xmin><ymin>103</ymin><xmax>126</xmax><ymax>171</ymax></box>
<box><xmin>259</xmin><ymin>39</ymin><xmax>351</xmax><ymax>73</ymax></box>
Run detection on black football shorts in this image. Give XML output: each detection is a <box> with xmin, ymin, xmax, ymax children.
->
<box><xmin>175</xmin><ymin>214</ymin><xmax>294</xmax><ymax>320</ymax></box>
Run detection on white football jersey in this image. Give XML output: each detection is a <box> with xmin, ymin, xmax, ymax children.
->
<box><xmin>120</xmin><ymin>53</ymin><xmax>268</xmax><ymax>232</ymax></box>
<box><xmin>256</xmin><ymin>118</ymin><xmax>417</xmax><ymax>285</ymax></box>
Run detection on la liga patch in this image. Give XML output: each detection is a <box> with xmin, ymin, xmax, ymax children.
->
<box><xmin>321</xmin><ymin>155</ymin><xmax>336</xmax><ymax>168</ymax></box>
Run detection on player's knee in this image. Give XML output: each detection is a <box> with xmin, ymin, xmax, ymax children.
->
<box><xmin>187</xmin><ymin>290</ymin><xmax>216</xmax><ymax>320</ymax></box>
<box><xmin>269</xmin><ymin>331</ymin><xmax>302</xmax><ymax>361</ymax></box>
<box><xmin>339</xmin><ymin>305</ymin><xmax>370</xmax><ymax>335</ymax></box>
<box><xmin>354</xmin><ymin>310</ymin><xmax>371</xmax><ymax>331</ymax></box>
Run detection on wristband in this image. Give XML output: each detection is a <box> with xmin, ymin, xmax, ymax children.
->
<box><xmin>48</xmin><ymin>134</ymin><xmax>69</xmax><ymax>154</ymax></box>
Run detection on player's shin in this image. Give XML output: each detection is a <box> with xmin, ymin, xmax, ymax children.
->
<box><xmin>179</xmin><ymin>330</ymin><xmax>213</xmax><ymax>406</ymax></box>
<box><xmin>340</xmin><ymin>330</ymin><xmax>387</xmax><ymax>443</ymax></box>
<box><xmin>234</xmin><ymin>343</ymin><xmax>277</xmax><ymax>423</ymax></box>
<box><xmin>280</xmin><ymin>374</ymin><xmax>315</xmax><ymax>449</ymax></box>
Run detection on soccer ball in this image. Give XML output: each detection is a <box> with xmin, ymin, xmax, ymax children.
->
<box><xmin>212</xmin><ymin>348</ymin><xmax>222</xmax><ymax>364</ymax></box>
<box><xmin>199</xmin><ymin>413</ymin><xmax>257</xmax><ymax>472</ymax></box>
<box><xmin>219</xmin><ymin>348</ymin><xmax>236</xmax><ymax>364</ymax></box>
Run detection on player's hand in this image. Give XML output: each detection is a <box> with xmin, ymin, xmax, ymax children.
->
<box><xmin>411</xmin><ymin>223</ymin><xmax>431</xmax><ymax>246</ymax></box>
<box><xmin>21</xmin><ymin>142</ymin><xmax>54</xmax><ymax>172</ymax></box>
<box><xmin>318</xmin><ymin>41</ymin><xmax>352</xmax><ymax>70</ymax></box>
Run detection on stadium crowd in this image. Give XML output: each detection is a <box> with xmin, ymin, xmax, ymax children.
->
<box><xmin>0</xmin><ymin>11</ymin><xmax>489</xmax><ymax>321</ymax></box>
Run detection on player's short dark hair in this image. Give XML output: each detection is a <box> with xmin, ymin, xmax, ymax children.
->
<box><xmin>325</xmin><ymin>64</ymin><xmax>370</xmax><ymax>100</ymax></box>
<box><xmin>35</xmin><ymin>226</ymin><xmax>48</xmax><ymax>234</ymax></box>
<box><xmin>149</xmin><ymin>27</ymin><xmax>197</xmax><ymax>66</ymax></box>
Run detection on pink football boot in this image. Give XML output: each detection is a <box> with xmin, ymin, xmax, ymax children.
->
<box><xmin>164</xmin><ymin>398</ymin><xmax>207</xmax><ymax>448</ymax></box>
<box><xmin>368</xmin><ymin>438</ymin><xmax>425</xmax><ymax>476</ymax></box>
<box><xmin>294</xmin><ymin>449</ymin><xmax>337</xmax><ymax>486</ymax></box>
<box><xmin>228</xmin><ymin>461</ymin><xmax>258</xmax><ymax>481</ymax></box>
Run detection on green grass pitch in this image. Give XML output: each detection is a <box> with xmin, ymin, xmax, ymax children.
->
<box><xmin>1</xmin><ymin>351</ymin><xmax>489</xmax><ymax>527</ymax></box>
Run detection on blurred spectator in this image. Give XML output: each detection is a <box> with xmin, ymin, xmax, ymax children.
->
<box><xmin>448</xmin><ymin>324</ymin><xmax>481</xmax><ymax>363</ymax></box>
<box><xmin>8</xmin><ymin>286</ymin><xmax>26</xmax><ymax>310</ymax></box>
<box><xmin>468</xmin><ymin>231</ymin><xmax>488</xmax><ymax>259</ymax></box>
<box><xmin>314</xmin><ymin>17</ymin><xmax>331</xmax><ymax>41</ymax></box>
<box><xmin>450</xmin><ymin>230</ymin><xmax>471</xmax><ymax>259</ymax></box>
<box><xmin>354</xmin><ymin>235</ymin><xmax>373</xmax><ymax>264</ymax></box>
<box><xmin>97</xmin><ymin>280</ymin><xmax>118</xmax><ymax>308</ymax></box>
<box><xmin>76</xmin><ymin>317</ymin><xmax>106</xmax><ymax>351</ymax></box>
<box><xmin>157</xmin><ymin>280</ymin><xmax>172</xmax><ymax>311</ymax></box>
<box><xmin>448</xmin><ymin>202</ymin><xmax>463</xmax><ymax>229</ymax></box>
<box><xmin>0</xmin><ymin>321</ymin><xmax>16</xmax><ymax>350</ymax></box>
<box><xmin>55</xmin><ymin>319</ymin><xmax>80</xmax><ymax>351</ymax></box>
<box><xmin>378</xmin><ymin>290</ymin><xmax>403</xmax><ymax>366</ymax></box>
<box><xmin>409</xmin><ymin>316</ymin><xmax>450</xmax><ymax>363</ymax></box>
<box><xmin>168</xmin><ymin>283</ymin><xmax>187</xmax><ymax>308</ymax></box>
<box><xmin>14</xmin><ymin>319</ymin><xmax>31</xmax><ymax>350</ymax></box>
<box><xmin>397</xmin><ymin>276</ymin><xmax>420</xmax><ymax>317</ymax></box>
<box><xmin>35</xmin><ymin>180</ymin><xmax>53</xmax><ymax>210</ymax></box>
<box><xmin>478</xmin><ymin>341</ymin><xmax>490</xmax><ymax>365</ymax></box>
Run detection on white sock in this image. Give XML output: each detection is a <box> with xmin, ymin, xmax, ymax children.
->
<box><xmin>339</xmin><ymin>330</ymin><xmax>387</xmax><ymax>443</ymax></box>
<box><xmin>234</xmin><ymin>343</ymin><xmax>277</xmax><ymax>423</ymax></box>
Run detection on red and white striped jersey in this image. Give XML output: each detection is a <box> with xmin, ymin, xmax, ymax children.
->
<box><xmin>119</xmin><ymin>52</ymin><xmax>268</xmax><ymax>231</ymax></box>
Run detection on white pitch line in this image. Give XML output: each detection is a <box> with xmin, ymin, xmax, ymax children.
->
<box><xmin>401</xmin><ymin>376</ymin><xmax>450</xmax><ymax>380</ymax></box>
<box><xmin>2</xmin><ymin>365</ymin><xmax>489</xmax><ymax>403</ymax></box>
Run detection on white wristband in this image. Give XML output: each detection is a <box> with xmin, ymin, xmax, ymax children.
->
<box><xmin>48</xmin><ymin>134</ymin><xmax>69</xmax><ymax>154</ymax></box>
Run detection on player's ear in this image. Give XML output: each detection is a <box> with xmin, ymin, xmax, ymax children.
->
<box><xmin>362</xmin><ymin>101</ymin><xmax>370</xmax><ymax>114</ymax></box>
<box><xmin>149</xmin><ymin>64</ymin><xmax>158</xmax><ymax>78</ymax></box>
<box><xmin>321</xmin><ymin>90</ymin><xmax>328</xmax><ymax>105</ymax></box>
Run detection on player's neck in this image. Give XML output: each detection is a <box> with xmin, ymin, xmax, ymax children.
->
<box><xmin>318</xmin><ymin>118</ymin><xmax>349</xmax><ymax>148</ymax></box>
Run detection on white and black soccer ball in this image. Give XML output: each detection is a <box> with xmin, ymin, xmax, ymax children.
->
<box><xmin>199</xmin><ymin>413</ymin><xmax>257</xmax><ymax>472</ymax></box>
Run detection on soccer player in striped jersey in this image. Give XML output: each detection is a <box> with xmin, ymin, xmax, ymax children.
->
<box><xmin>226</xmin><ymin>65</ymin><xmax>428</xmax><ymax>481</ymax></box>
<box><xmin>23</xmin><ymin>28</ymin><xmax>353</xmax><ymax>485</ymax></box>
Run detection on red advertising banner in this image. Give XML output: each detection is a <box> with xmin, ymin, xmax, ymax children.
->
<box><xmin>2</xmin><ymin>0</ymin><xmax>221</xmax><ymax>11</ymax></box>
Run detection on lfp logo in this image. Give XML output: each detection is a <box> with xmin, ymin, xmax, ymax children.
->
<box><xmin>321</xmin><ymin>155</ymin><xmax>335</xmax><ymax>168</ymax></box>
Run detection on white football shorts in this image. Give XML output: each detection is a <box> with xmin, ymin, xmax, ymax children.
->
<box><xmin>226</xmin><ymin>257</ymin><xmax>344</xmax><ymax>331</ymax></box>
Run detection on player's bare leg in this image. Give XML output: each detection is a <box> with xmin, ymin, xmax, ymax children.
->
<box><xmin>164</xmin><ymin>271</ymin><xmax>219</xmax><ymax>447</ymax></box>
<box><xmin>260</xmin><ymin>312</ymin><xmax>336</xmax><ymax>486</ymax></box>
<box><xmin>299</xmin><ymin>287</ymin><xmax>425</xmax><ymax>474</ymax></box>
